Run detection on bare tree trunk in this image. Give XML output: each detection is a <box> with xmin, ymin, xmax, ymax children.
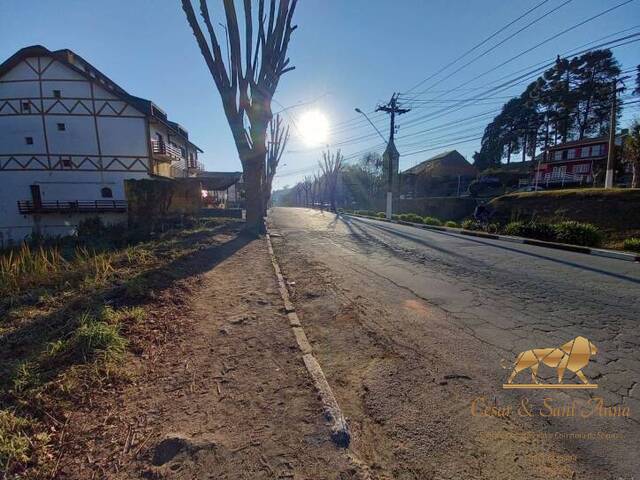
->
<box><xmin>632</xmin><ymin>162</ymin><xmax>640</xmax><ymax>188</ymax></box>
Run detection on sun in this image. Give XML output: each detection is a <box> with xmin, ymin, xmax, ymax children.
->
<box><xmin>298</xmin><ymin>110</ymin><xmax>329</xmax><ymax>146</ymax></box>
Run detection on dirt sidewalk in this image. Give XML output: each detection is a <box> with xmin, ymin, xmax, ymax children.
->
<box><xmin>60</xmin><ymin>228</ymin><xmax>358</xmax><ymax>479</ymax></box>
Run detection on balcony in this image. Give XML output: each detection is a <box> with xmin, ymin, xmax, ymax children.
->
<box><xmin>18</xmin><ymin>200</ymin><xmax>127</xmax><ymax>214</ymax></box>
<box><xmin>151</xmin><ymin>139</ymin><xmax>183</xmax><ymax>162</ymax></box>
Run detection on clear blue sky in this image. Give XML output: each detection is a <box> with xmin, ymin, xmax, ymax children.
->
<box><xmin>2</xmin><ymin>1</ymin><xmax>638</xmax><ymax>189</ymax></box>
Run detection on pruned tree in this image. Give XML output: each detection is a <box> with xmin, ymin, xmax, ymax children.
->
<box><xmin>301</xmin><ymin>176</ymin><xmax>312</xmax><ymax>206</ymax></box>
<box><xmin>181</xmin><ymin>0</ymin><xmax>298</xmax><ymax>233</ymax></box>
<box><xmin>319</xmin><ymin>149</ymin><xmax>344</xmax><ymax>212</ymax></box>
<box><xmin>264</xmin><ymin>113</ymin><xmax>290</xmax><ymax>211</ymax></box>
<box><xmin>623</xmin><ymin>120</ymin><xmax>640</xmax><ymax>188</ymax></box>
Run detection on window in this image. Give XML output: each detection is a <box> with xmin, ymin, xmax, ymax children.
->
<box><xmin>573</xmin><ymin>164</ymin><xmax>589</xmax><ymax>174</ymax></box>
<box><xmin>57</xmin><ymin>123</ymin><xmax>66</xmax><ymax>131</ymax></box>
<box><xmin>101</xmin><ymin>187</ymin><xmax>113</xmax><ymax>198</ymax></box>
<box><xmin>25</xmin><ymin>137</ymin><xmax>33</xmax><ymax>145</ymax></box>
<box><xmin>567</xmin><ymin>148</ymin><xmax>576</xmax><ymax>160</ymax></box>
<box><xmin>62</xmin><ymin>159</ymin><xmax>72</xmax><ymax>168</ymax></box>
<box><xmin>53</xmin><ymin>90</ymin><xmax>61</xmax><ymax>99</ymax></box>
<box><xmin>553</xmin><ymin>151</ymin><xmax>562</xmax><ymax>161</ymax></box>
<box><xmin>21</xmin><ymin>101</ymin><xmax>31</xmax><ymax>113</ymax></box>
<box><xmin>591</xmin><ymin>144</ymin><xmax>603</xmax><ymax>156</ymax></box>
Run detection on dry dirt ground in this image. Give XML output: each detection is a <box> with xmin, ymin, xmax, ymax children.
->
<box><xmin>59</xmin><ymin>226</ymin><xmax>361</xmax><ymax>479</ymax></box>
<box><xmin>268</xmin><ymin>208</ymin><xmax>637</xmax><ymax>480</ymax></box>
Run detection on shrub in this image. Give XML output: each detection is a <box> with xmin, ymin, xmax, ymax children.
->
<box><xmin>355</xmin><ymin>210</ymin><xmax>375</xmax><ymax>217</ymax></box>
<box><xmin>503</xmin><ymin>221</ymin><xmax>556</xmax><ymax>242</ymax></box>
<box><xmin>461</xmin><ymin>219</ymin><xmax>478</xmax><ymax>230</ymax></box>
<box><xmin>444</xmin><ymin>221</ymin><xmax>459</xmax><ymax>228</ymax></box>
<box><xmin>422</xmin><ymin>216</ymin><xmax>442</xmax><ymax>226</ymax></box>
<box><xmin>376</xmin><ymin>212</ymin><xmax>386</xmax><ymax>218</ymax></box>
<box><xmin>623</xmin><ymin>237</ymin><xmax>640</xmax><ymax>252</ymax></box>
<box><xmin>552</xmin><ymin>221</ymin><xmax>602</xmax><ymax>247</ymax></box>
<box><xmin>398</xmin><ymin>213</ymin><xmax>423</xmax><ymax>224</ymax></box>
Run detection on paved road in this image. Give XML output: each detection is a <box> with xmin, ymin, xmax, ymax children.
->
<box><xmin>269</xmin><ymin>207</ymin><xmax>640</xmax><ymax>479</ymax></box>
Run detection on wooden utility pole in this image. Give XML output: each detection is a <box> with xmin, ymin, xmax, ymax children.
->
<box><xmin>605</xmin><ymin>78</ymin><xmax>619</xmax><ymax>189</ymax></box>
<box><xmin>376</xmin><ymin>93</ymin><xmax>410</xmax><ymax>219</ymax></box>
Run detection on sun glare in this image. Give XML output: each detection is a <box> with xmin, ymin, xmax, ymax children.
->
<box><xmin>298</xmin><ymin>110</ymin><xmax>329</xmax><ymax>146</ymax></box>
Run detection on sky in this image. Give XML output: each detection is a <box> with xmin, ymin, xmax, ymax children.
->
<box><xmin>2</xmin><ymin>0</ymin><xmax>639</xmax><ymax>190</ymax></box>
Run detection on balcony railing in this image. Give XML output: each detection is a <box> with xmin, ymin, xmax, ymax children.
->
<box><xmin>151</xmin><ymin>139</ymin><xmax>183</xmax><ymax>161</ymax></box>
<box><xmin>18</xmin><ymin>200</ymin><xmax>128</xmax><ymax>214</ymax></box>
<box><xmin>535</xmin><ymin>172</ymin><xmax>592</xmax><ymax>186</ymax></box>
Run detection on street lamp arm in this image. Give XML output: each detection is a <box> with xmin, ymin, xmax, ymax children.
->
<box><xmin>355</xmin><ymin>108</ymin><xmax>387</xmax><ymax>143</ymax></box>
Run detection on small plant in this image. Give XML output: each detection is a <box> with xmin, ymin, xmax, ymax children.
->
<box><xmin>398</xmin><ymin>213</ymin><xmax>423</xmax><ymax>224</ymax></box>
<box><xmin>444</xmin><ymin>221</ymin><xmax>459</xmax><ymax>228</ymax></box>
<box><xmin>461</xmin><ymin>219</ymin><xmax>478</xmax><ymax>230</ymax></box>
<box><xmin>71</xmin><ymin>312</ymin><xmax>126</xmax><ymax>361</ymax></box>
<box><xmin>623</xmin><ymin>237</ymin><xmax>640</xmax><ymax>252</ymax></box>
<box><xmin>376</xmin><ymin>212</ymin><xmax>386</xmax><ymax>218</ymax></box>
<box><xmin>0</xmin><ymin>410</ymin><xmax>51</xmax><ymax>476</ymax></box>
<box><xmin>11</xmin><ymin>361</ymin><xmax>41</xmax><ymax>394</ymax></box>
<box><xmin>553</xmin><ymin>221</ymin><xmax>602</xmax><ymax>247</ymax></box>
<box><xmin>422</xmin><ymin>216</ymin><xmax>442</xmax><ymax>226</ymax></box>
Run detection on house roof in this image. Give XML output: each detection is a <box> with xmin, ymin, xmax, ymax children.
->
<box><xmin>196</xmin><ymin>171</ymin><xmax>243</xmax><ymax>191</ymax></box>
<box><xmin>0</xmin><ymin>45</ymin><xmax>202</xmax><ymax>152</ymax></box>
<box><xmin>403</xmin><ymin>150</ymin><xmax>477</xmax><ymax>177</ymax></box>
<box><xmin>548</xmin><ymin>136</ymin><xmax>607</xmax><ymax>150</ymax></box>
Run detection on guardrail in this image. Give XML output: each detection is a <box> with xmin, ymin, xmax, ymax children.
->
<box><xmin>17</xmin><ymin>200</ymin><xmax>127</xmax><ymax>214</ymax></box>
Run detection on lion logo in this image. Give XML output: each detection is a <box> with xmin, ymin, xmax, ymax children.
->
<box><xmin>503</xmin><ymin>336</ymin><xmax>598</xmax><ymax>389</ymax></box>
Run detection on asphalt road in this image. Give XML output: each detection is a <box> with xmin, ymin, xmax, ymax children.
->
<box><xmin>269</xmin><ymin>207</ymin><xmax>640</xmax><ymax>479</ymax></box>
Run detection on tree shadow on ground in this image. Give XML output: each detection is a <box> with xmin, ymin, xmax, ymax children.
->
<box><xmin>0</xmin><ymin>223</ymin><xmax>254</xmax><ymax>395</ymax></box>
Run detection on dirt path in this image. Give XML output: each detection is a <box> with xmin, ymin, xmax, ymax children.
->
<box><xmin>60</xmin><ymin>228</ymin><xmax>358</xmax><ymax>479</ymax></box>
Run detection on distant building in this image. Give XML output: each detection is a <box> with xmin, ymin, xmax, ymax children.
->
<box><xmin>534</xmin><ymin>137</ymin><xmax>608</xmax><ymax>187</ymax></box>
<box><xmin>198</xmin><ymin>171</ymin><xmax>244</xmax><ymax>209</ymax></box>
<box><xmin>401</xmin><ymin>150</ymin><xmax>477</xmax><ymax>197</ymax></box>
<box><xmin>0</xmin><ymin>45</ymin><xmax>203</xmax><ymax>245</ymax></box>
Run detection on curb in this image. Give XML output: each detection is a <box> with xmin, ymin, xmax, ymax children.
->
<box><xmin>265</xmin><ymin>232</ymin><xmax>351</xmax><ymax>448</ymax></box>
<box><xmin>343</xmin><ymin>213</ymin><xmax>640</xmax><ymax>263</ymax></box>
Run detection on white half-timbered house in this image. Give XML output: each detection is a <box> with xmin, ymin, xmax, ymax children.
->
<box><xmin>0</xmin><ymin>45</ymin><xmax>203</xmax><ymax>246</ymax></box>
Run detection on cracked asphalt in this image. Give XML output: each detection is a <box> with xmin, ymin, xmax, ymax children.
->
<box><xmin>269</xmin><ymin>207</ymin><xmax>640</xmax><ymax>479</ymax></box>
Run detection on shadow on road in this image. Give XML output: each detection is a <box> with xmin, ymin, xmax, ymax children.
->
<box><xmin>345</xmin><ymin>215</ymin><xmax>640</xmax><ymax>286</ymax></box>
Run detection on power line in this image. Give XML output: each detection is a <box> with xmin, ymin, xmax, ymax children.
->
<box><xmin>403</xmin><ymin>0</ymin><xmax>554</xmax><ymax>95</ymax></box>
<box><xmin>403</xmin><ymin>0</ymin><xmax>573</xmax><ymax>100</ymax></box>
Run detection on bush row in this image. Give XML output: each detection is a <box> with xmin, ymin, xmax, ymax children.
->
<box><xmin>345</xmin><ymin>209</ymin><xmax>609</xmax><ymax>248</ymax></box>
<box><xmin>502</xmin><ymin>220</ymin><xmax>603</xmax><ymax>247</ymax></box>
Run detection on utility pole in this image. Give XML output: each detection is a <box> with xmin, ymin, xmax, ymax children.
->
<box><xmin>376</xmin><ymin>93</ymin><xmax>410</xmax><ymax>219</ymax></box>
<box><xmin>605</xmin><ymin>78</ymin><xmax>620</xmax><ymax>189</ymax></box>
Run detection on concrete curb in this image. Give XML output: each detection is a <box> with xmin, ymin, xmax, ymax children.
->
<box><xmin>265</xmin><ymin>232</ymin><xmax>351</xmax><ymax>448</ymax></box>
<box><xmin>343</xmin><ymin>213</ymin><xmax>640</xmax><ymax>263</ymax></box>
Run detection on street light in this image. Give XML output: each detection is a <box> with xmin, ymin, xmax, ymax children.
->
<box><xmin>354</xmin><ymin>108</ymin><xmax>387</xmax><ymax>143</ymax></box>
<box><xmin>355</xmin><ymin>107</ymin><xmax>395</xmax><ymax>219</ymax></box>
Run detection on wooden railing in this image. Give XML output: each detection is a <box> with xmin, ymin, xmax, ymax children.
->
<box><xmin>150</xmin><ymin>140</ymin><xmax>183</xmax><ymax>161</ymax></box>
<box><xmin>18</xmin><ymin>200</ymin><xmax>127</xmax><ymax>214</ymax></box>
